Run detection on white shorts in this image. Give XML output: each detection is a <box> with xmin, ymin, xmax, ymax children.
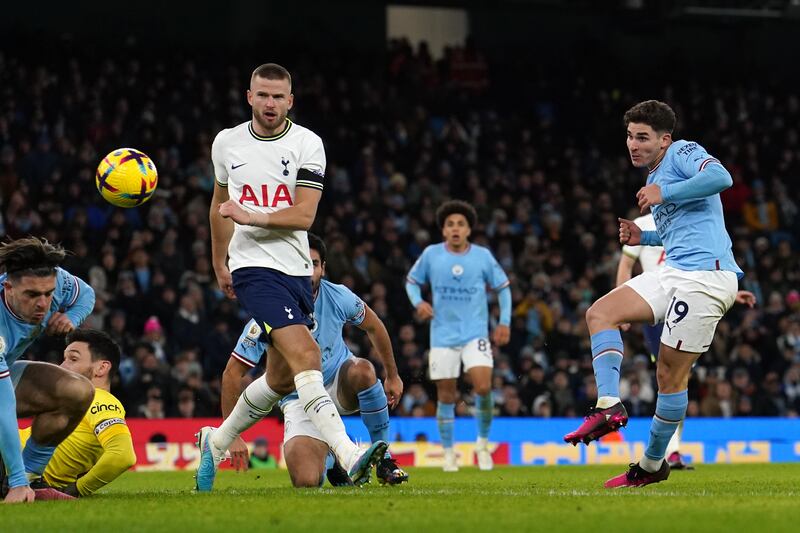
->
<box><xmin>428</xmin><ymin>337</ymin><xmax>494</xmax><ymax>381</ymax></box>
<box><xmin>282</xmin><ymin>356</ymin><xmax>357</xmax><ymax>444</ymax></box>
<box><xmin>625</xmin><ymin>265</ymin><xmax>738</xmax><ymax>353</ymax></box>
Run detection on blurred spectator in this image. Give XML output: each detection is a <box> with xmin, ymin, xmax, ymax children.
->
<box><xmin>249</xmin><ymin>437</ymin><xmax>278</xmax><ymax>469</ymax></box>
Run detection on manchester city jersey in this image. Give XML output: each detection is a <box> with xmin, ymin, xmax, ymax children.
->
<box><xmin>647</xmin><ymin>140</ymin><xmax>743</xmax><ymax>278</ymax></box>
<box><xmin>231</xmin><ymin>278</ymin><xmax>367</xmax><ymax>390</ymax></box>
<box><xmin>0</xmin><ymin>267</ymin><xmax>94</xmax><ymax>376</ymax></box>
<box><xmin>407</xmin><ymin>243</ymin><xmax>509</xmax><ymax>348</ymax></box>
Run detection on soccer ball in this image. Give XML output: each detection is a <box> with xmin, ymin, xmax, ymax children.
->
<box><xmin>96</xmin><ymin>148</ymin><xmax>158</xmax><ymax>208</ymax></box>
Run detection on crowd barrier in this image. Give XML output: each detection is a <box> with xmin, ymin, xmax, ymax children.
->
<box><xmin>125</xmin><ymin>417</ymin><xmax>800</xmax><ymax>470</ymax></box>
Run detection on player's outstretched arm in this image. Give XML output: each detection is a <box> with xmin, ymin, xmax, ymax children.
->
<box><xmin>0</xmin><ymin>378</ymin><xmax>32</xmax><ymax>502</ymax></box>
<box><xmin>357</xmin><ymin>305</ymin><xmax>403</xmax><ymax>408</ymax></box>
<box><xmin>71</xmin><ymin>429</ymin><xmax>136</xmax><ymax>496</ymax></box>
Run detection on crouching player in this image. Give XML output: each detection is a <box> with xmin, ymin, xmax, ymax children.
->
<box><xmin>0</xmin><ymin>238</ymin><xmax>96</xmax><ymax>503</ymax></box>
<box><xmin>204</xmin><ymin>233</ymin><xmax>407</xmax><ymax>487</ymax></box>
<box><xmin>19</xmin><ymin>329</ymin><xmax>135</xmax><ymax>496</ymax></box>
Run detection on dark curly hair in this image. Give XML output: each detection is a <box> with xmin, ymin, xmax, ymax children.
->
<box><xmin>0</xmin><ymin>237</ymin><xmax>66</xmax><ymax>279</ymax></box>
<box><xmin>436</xmin><ymin>200</ymin><xmax>478</xmax><ymax>229</ymax></box>
<box><xmin>623</xmin><ymin>100</ymin><xmax>676</xmax><ymax>134</ymax></box>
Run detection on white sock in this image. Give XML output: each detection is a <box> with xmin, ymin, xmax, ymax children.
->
<box><xmin>639</xmin><ymin>455</ymin><xmax>663</xmax><ymax>473</ymax></box>
<box><xmin>476</xmin><ymin>436</ymin><xmax>489</xmax><ymax>450</ymax></box>
<box><xmin>212</xmin><ymin>377</ymin><xmax>282</xmax><ymax>452</ymax></box>
<box><xmin>665</xmin><ymin>420</ymin><xmax>683</xmax><ymax>456</ymax></box>
<box><xmin>596</xmin><ymin>396</ymin><xmax>620</xmax><ymax>409</ymax></box>
<box><xmin>294</xmin><ymin>369</ymin><xmax>359</xmax><ymax>468</ymax></box>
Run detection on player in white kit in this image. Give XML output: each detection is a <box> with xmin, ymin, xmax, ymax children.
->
<box><xmin>196</xmin><ymin>63</ymin><xmax>385</xmax><ymax>491</ymax></box>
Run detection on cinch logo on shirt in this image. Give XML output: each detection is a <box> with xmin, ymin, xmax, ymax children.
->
<box><xmin>90</xmin><ymin>403</ymin><xmax>122</xmax><ymax>415</ymax></box>
<box><xmin>238</xmin><ymin>183</ymin><xmax>294</xmax><ymax>207</ymax></box>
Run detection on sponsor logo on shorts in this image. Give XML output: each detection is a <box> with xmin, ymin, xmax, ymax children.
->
<box><xmin>94</xmin><ymin>417</ymin><xmax>126</xmax><ymax>436</ymax></box>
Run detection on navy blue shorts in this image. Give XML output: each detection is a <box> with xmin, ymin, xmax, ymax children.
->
<box><xmin>232</xmin><ymin>267</ymin><xmax>314</xmax><ymax>340</ymax></box>
<box><xmin>643</xmin><ymin>323</ymin><xmax>664</xmax><ymax>358</ymax></box>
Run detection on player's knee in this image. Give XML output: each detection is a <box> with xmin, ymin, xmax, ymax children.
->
<box><xmin>585</xmin><ymin>302</ymin><xmax>604</xmax><ymax>329</ymax></box>
<box><xmin>350</xmin><ymin>360</ymin><xmax>377</xmax><ymax>392</ymax></box>
<box><xmin>473</xmin><ymin>382</ymin><xmax>491</xmax><ymax>396</ymax></box>
<box><xmin>59</xmin><ymin>373</ymin><xmax>95</xmax><ymax>414</ymax></box>
<box><xmin>289</xmin><ymin>468</ymin><xmax>324</xmax><ymax>488</ymax></box>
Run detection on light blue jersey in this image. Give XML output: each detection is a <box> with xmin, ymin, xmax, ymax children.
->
<box><xmin>406</xmin><ymin>243</ymin><xmax>509</xmax><ymax>348</ymax></box>
<box><xmin>0</xmin><ymin>267</ymin><xmax>95</xmax><ymax>376</ymax></box>
<box><xmin>230</xmin><ymin>279</ymin><xmax>367</xmax><ymax>400</ymax></box>
<box><xmin>648</xmin><ymin>140</ymin><xmax>743</xmax><ymax>278</ymax></box>
<box><xmin>0</xmin><ymin>267</ymin><xmax>95</xmax><ymax>488</ymax></box>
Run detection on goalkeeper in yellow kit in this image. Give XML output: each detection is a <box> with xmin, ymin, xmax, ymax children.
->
<box><xmin>19</xmin><ymin>329</ymin><xmax>136</xmax><ymax>496</ymax></box>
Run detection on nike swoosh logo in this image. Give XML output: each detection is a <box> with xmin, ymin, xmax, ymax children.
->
<box><xmin>231</xmin><ymin>162</ymin><xmax>247</xmax><ymax>170</ymax></box>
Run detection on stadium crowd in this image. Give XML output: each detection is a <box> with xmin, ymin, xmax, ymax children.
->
<box><xmin>1</xmin><ymin>37</ymin><xmax>799</xmax><ymax>424</ymax></box>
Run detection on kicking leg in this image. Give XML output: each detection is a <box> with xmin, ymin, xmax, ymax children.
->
<box><xmin>565</xmin><ymin>285</ymin><xmax>655</xmax><ymax>445</ymax></box>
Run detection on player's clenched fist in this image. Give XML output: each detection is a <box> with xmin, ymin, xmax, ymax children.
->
<box><xmin>46</xmin><ymin>312</ymin><xmax>75</xmax><ymax>336</ymax></box>
<box><xmin>219</xmin><ymin>200</ymin><xmax>252</xmax><ymax>225</ymax></box>
<box><xmin>415</xmin><ymin>301</ymin><xmax>434</xmax><ymax>321</ymax></box>
<box><xmin>636</xmin><ymin>183</ymin><xmax>663</xmax><ymax>213</ymax></box>
<box><xmin>618</xmin><ymin>218</ymin><xmax>642</xmax><ymax>245</ymax></box>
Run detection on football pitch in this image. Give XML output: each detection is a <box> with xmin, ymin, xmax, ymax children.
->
<box><xmin>5</xmin><ymin>464</ymin><xmax>800</xmax><ymax>532</ymax></box>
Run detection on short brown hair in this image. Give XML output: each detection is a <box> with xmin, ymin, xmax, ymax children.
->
<box><xmin>66</xmin><ymin>328</ymin><xmax>121</xmax><ymax>378</ymax></box>
<box><xmin>0</xmin><ymin>237</ymin><xmax>66</xmax><ymax>279</ymax></box>
<box><xmin>251</xmin><ymin>63</ymin><xmax>292</xmax><ymax>87</ymax></box>
<box><xmin>623</xmin><ymin>100</ymin><xmax>676</xmax><ymax>134</ymax></box>
<box><xmin>436</xmin><ymin>200</ymin><xmax>478</xmax><ymax>229</ymax></box>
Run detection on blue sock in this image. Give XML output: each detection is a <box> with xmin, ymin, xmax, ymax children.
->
<box><xmin>324</xmin><ymin>450</ymin><xmax>335</xmax><ymax>470</ymax></box>
<box><xmin>22</xmin><ymin>437</ymin><xmax>57</xmax><ymax>477</ymax></box>
<box><xmin>474</xmin><ymin>393</ymin><xmax>493</xmax><ymax>439</ymax></box>
<box><xmin>591</xmin><ymin>329</ymin><xmax>624</xmax><ymax>399</ymax></box>
<box><xmin>645</xmin><ymin>390</ymin><xmax>688</xmax><ymax>462</ymax></box>
<box><xmin>358</xmin><ymin>381</ymin><xmax>391</xmax><ymax>458</ymax></box>
<box><xmin>437</xmin><ymin>401</ymin><xmax>455</xmax><ymax>449</ymax></box>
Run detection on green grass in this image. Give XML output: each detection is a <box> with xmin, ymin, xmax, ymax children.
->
<box><xmin>5</xmin><ymin>465</ymin><xmax>800</xmax><ymax>532</ymax></box>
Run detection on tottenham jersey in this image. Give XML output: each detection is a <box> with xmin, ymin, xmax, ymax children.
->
<box><xmin>212</xmin><ymin>119</ymin><xmax>326</xmax><ymax>276</ymax></box>
<box><xmin>622</xmin><ymin>214</ymin><xmax>665</xmax><ymax>273</ymax></box>
<box><xmin>407</xmin><ymin>243</ymin><xmax>510</xmax><ymax>348</ymax></box>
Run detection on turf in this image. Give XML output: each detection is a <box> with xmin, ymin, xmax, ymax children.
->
<box><xmin>4</xmin><ymin>464</ymin><xmax>800</xmax><ymax>532</ymax></box>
